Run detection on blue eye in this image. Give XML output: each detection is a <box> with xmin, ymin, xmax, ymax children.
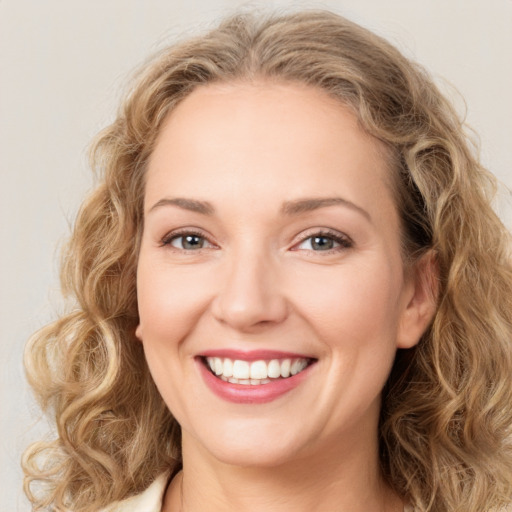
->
<box><xmin>296</xmin><ymin>232</ymin><xmax>352</xmax><ymax>252</ymax></box>
<box><xmin>164</xmin><ymin>233</ymin><xmax>210</xmax><ymax>250</ymax></box>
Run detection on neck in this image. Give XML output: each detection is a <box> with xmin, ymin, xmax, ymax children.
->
<box><xmin>163</xmin><ymin>431</ymin><xmax>403</xmax><ymax>512</ymax></box>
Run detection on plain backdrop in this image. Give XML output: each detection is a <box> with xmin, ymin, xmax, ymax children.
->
<box><xmin>1</xmin><ymin>1</ymin><xmax>511</xmax><ymax>510</ymax></box>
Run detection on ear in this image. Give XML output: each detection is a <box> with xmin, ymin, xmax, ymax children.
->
<box><xmin>135</xmin><ymin>323</ymin><xmax>143</xmax><ymax>342</ymax></box>
<box><xmin>397</xmin><ymin>250</ymin><xmax>439</xmax><ymax>349</ymax></box>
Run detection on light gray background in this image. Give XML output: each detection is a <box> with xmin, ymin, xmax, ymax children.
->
<box><xmin>1</xmin><ymin>1</ymin><xmax>511</xmax><ymax>510</ymax></box>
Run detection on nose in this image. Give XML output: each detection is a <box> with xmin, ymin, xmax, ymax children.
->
<box><xmin>211</xmin><ymin>250</ymin><xmax>289</xmax><ymax>332</ymax></box>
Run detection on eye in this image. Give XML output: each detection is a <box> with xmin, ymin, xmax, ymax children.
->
<box><xmin>294</xmin><ymin>231</ymin><xmax>352</xmax><ymax>252</ymax></box>
<box><xmin>162</xmin><ymin>231</ymin><xmax>213</xmax><ymax>250</ymax></box>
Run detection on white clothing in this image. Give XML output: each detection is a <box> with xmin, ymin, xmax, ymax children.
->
<box><xmin>99</xmin><ymin>472</ymin><xmax>169</xmax><ymax>512</ymax></box>
<box><xmin>100</xmin><ymin>472</ymin><xmax>415</xmax><ymax>511</ymax></box>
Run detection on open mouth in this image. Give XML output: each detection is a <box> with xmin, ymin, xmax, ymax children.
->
<box><xmin>202</xmin><ymin>356</ymin><xmax>316</xmax><ymax>386</ymax></box>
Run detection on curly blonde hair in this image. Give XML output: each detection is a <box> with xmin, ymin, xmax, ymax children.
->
<box><xmin>23</xmin><ymin>10</ymin><xmax>512</xmax><ymax>512</ymax></box>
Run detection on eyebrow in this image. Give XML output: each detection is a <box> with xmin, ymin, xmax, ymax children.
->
<box><xmin>148</xmin><ymin>197</ymin><xmax>215</xmax><ymax>215</ymax></box>
<box><xmin>281</xmin><ymin>197</ymin><xmax>371</xmax><ymax>222</ymax></box>
<box><xmin>148</xmin><ymin>196</ymin><xmax>371</xmax><ymax>221</ymax></box>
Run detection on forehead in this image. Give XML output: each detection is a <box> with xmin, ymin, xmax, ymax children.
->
<box><xmin>145</xmin><ymin>81</ymin><xmax>394</xmax><ymax>216</ymax></box>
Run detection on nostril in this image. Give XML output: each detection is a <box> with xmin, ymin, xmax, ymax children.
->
<box><xmin>209</xmin><ymin>261</ymin><xmax>289</xmax><ymax>330</ymax></box>
<box><xmin>211</xmin><ymin>294</ymin><xmax>289</xmax><ymax>331</ymax></box>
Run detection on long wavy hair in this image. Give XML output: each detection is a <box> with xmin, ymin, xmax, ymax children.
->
<box><xmin>23</xmin><ymin>10</ymin><xmax>512</xmax><ymax>512</ymax></box>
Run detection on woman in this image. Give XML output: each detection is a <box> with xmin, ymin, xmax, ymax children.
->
<box><xmin>23</xmin><ymin>10</ymin><xmax>512</xmax><ymax>512</ymax></box>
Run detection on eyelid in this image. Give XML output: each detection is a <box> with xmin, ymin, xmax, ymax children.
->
<box><xmin>160</xmin><ymin>227</ymin><xmax>217</xmax><ymax>249</ymax></box>
<box><xmin>291</xmin><ymin>228</ymin><xmax>353</xmax><ymax>251</ymax></box>
<box><xmin>159</xmin><ymin>227</ymin><xmax>352</xmax><ymax>252</ymax></box>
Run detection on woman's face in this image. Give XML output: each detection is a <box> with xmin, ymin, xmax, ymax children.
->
<box><xmin>136</xmin><ymin>82</ymin><xmax>430</xmax><ymax>468</ymax></box>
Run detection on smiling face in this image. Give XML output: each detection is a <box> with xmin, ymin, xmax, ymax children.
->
<box><xmin>136</xmin><ymin>82</ymin><xmax>433</xmax><ymax>469</ymax></box>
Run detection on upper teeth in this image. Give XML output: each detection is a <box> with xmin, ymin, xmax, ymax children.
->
<box><xmin>205</xmin><ymin>357</ymin><xmax>309</xmax><ymax>380</ymax></box>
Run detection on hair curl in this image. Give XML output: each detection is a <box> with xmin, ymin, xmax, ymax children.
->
<box><xmin>23</xmin><ymin>10</ymin><xmax>512</xmax><ymax>512</ymax></box>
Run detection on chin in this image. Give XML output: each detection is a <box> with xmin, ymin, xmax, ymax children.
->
<box><xmin>188</xmin><ymin>422</ymin><xmax>309</xmax><ymax>469</ymax></box>
<box><xmin>208</xmin><ymin>443</ymin><xmax>301</xmax><ymax>469</ymax></box>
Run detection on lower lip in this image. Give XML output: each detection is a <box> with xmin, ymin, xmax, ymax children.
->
<box><xmin>197</xmin><ymin>359</ymin><xmax>314</xmax><ymax>404</ymax></box>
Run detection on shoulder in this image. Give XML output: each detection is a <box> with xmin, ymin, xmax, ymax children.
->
<box><xmin>99</xmin><ymin>472</ymin><xmax>170</xmax><ymax>512</ymax></box>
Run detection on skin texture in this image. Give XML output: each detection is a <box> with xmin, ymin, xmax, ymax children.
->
<box><xmin>136</xmin><ymin>82</ymin><xmax>436</xmax><ymax>511</ymax></box>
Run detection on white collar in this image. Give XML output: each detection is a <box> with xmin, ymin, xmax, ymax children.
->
<box><xmin>99</xmin><ymin>472</ymin><xmax>169</xmax><ymax>512</ymax></box>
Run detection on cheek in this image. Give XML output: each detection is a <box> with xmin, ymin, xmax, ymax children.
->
<box><xmin>290</xmin><ymin>258</ymin><xmax>404</xmax><ymax>348</ymax></box>
<box><xmin>136</xmin><ymin>259</ymin><xmax>215</xmax><ymax>343</ymax></box>
<box><xmin>135</xmin><ymin>260</ymin><xmax>214</xmax><ymax>416</ymax></box>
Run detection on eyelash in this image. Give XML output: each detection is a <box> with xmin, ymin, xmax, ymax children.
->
<box><xmin>161</xmin><ymin>229</ymin><xmax>215</xmax><ymax>250</ymax></box>
<box><xmin>292</xmin><ymin>229</ymin><xmax>353</xmax><ymax>253</ymax></box>
<box><xmin>160</xmin><ymin>229</ymin><xmax>353</xmax><ymax>253</ymax></box>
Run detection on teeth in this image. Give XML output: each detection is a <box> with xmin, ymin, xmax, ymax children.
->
<box><xmin>206</xmin><ymin>356</ymin><xmax>310</xmax><ymax>383</ymax></box>
<box><xmin>280</xmin><ymin>359</ymin><xmax>291</xmax><ymax>378</ymax></box>
<box><xmin>250</xmin><ymin>360</ymin><xmax>267</xmax><ymax>379</ymax></box>
<box><xmin>220</xmin><ymin>375</ymin><xmax>272</xmax><ymax>385</ymax></box>
<box><xmin>267</xmin><ymin>359</ymin><xmax>281</xmax><ymax>379</ymax></box>
<box><xmin>232</xmin><ymin>360</ymin><xmax>250</xmax><ymax>379</ymax></box>
<box><xmin>290</xmin><ymin>359</ymin><xmax>307</xmax><ymax>375</ymax></box>
<box><xmin>223</xmin><ymin>358</ymin><xmax>233</xmax><ymax>377</ymax></box>
<box><xmin>214</xmin><ymin>357</ymin><xmax>223</xmax><ymax>375</ymax></box>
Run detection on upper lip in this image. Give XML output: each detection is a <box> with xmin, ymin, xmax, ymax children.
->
<box><xmin>198</xmin><ymin>349</ymin><xmax>316</xmax><ymax>361</ymax></box>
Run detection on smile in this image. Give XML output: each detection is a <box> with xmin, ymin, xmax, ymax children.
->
<box><xmin>198</xmin><ymin>351</ymin><xmax>317</xmax><ymax>403</ymax></box>
<box><xmin>205</xmin><ymin>357</ymin><xmax>311</xmax><ymax>385</ymax></box>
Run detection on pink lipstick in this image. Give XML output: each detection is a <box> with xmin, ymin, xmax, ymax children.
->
<box><xmin>196</xmin><ymin>350</ymin><xmax>316</xmax><ymax>404</ymax></box>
